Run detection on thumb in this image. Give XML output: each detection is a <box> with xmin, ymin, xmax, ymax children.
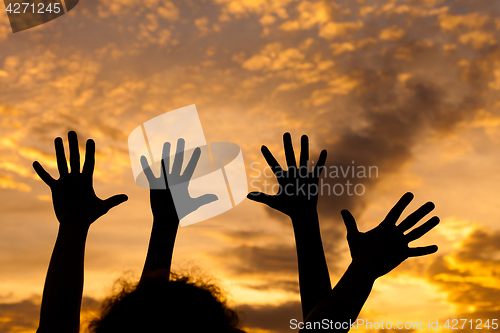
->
<box><xmin>247</xmin><ymin>192</ymin><xmax>274</xmax><ymax>206</ymax></box>
<box><xmin>341</xmin><ymin>209</ymin><xmax>359</xmax><ymax>234</ymax></box>
<box><xmin>193</xmin><ymin>193</ymin><xmax>218</xmax><ymax>209</ymax></box>
<box><xmin>103</xmin><ymin>194</ymin><xmax>129</xmax><ymax>211</ymax></box>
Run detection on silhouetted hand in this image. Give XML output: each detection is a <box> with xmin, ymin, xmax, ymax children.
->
<box><xmin>33</xmin><ymin>131</ymin><xmax>128</xmax><ymax>227</ymax></box>
<box><xmin>341</xmin><ymin>192</ymin><xmax>439</xmax><ymax>279</ymax></box>
<box><xmin>140</xmin><ymin>138</ymin><xmax>218</xmax><ymax>221</ymax></box>
<box><xmin>34</xmin><ymin>131</ymin><xmax>128</xmax><ymax>333</ymax></box>
<box><xmin>247</xmin><ymin>132</ymin><xmax>327</xmax><ymax>219</ymax></box>
<box><xmin>246</xmin><ymin>133</ymin><xmax>330</xmax><ymax>318</ymax></box>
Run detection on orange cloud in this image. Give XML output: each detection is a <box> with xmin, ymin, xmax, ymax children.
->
<box><xmin>214</xmin><ymin>0</ymin><xmax>294</xmax><ymax>22</ymax></box>
<box><xmin>279</xmin><ymin>1</ymin><xmax>331</xmax><ymax>31</ymax></box>
<box><xmin>427</xmin><ymin>227</ymin><xmax>500</xmax><ymax>317</ymax></box>
<box><xmin>379</xmin><ymin>26</ymin><xmax>406</xmax><ymax>41</ymax></box>
<box><xmin>319</xmin><ymin>20</ymin><xmax>363</xmax><ymax>39</ymax></box>
<box><xmin>195</xmin><ymin>17</ymin><xmax>210</xmax><ymax>36</ymax></box>
<box><xmin>490</xmin><ymin>68</ymin><xmax>500</xmax><ymax>90</ymax></box>
<box><xmin>330</xmin><ymin>42</ymin><xmax>355</xmax><ymax>55</ymax></box>
<box><xmin>459</xmin><ymin>31</ymin><xmax>497</xmax><ymax>49</ymax></box>
<box><xmin>242</xmin><ymin>43</ymin><xmax>308</xmax><ymax>72</ymax></box>
<box><xmin>303</xmin><ymin>75</ymin><xmax>359</xmax><ymax>106</ymax></box>
<box><xmin>0</xmin><ymin>173</ymin><xmax>30</xmax><ymax>192</ymax></box>
<box><xmin>0</xmin><ymin>297</ymin><xmax>39</xmax><ymax>333</ymax></box>
<box><xmin>439</xmin><ymin>12</ymin><xmax>489</xmax><ymax>32</ymax></box>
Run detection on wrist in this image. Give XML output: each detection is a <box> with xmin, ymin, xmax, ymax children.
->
<box><xmin>152</xmin><ymin>214</ymin><xmax>180</xmax><ymax>226</ymax></box>
<box><xmin>348</xmin><ymin>259</ymin><xmax>378</xmax><ymax>283</ymax></box>
<box><xmin>289</xmin><ymin>208</ymin><xmax>318</xmax><ymax>222</ymax></box>
<box><xmin>57</xmin><ymin>223</ymin><xmax>90</xmax><ymax>244</ymax></box>
<box><xmin>289</xmin><ymin>209</ymin><xmax>320</xmax><ymax>231</ymax></box>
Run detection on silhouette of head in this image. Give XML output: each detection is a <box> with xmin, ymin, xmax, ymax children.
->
<box><xmin>88</xmin><ymin>271</ymin><xmax>244</xmax><ymax>333</ymax></box>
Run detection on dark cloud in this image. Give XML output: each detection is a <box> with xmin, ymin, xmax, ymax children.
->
<box><xmin>236</xmin><ymin>301</ymin><xmax>302</xmax><ymax>333</ymax></box>
<box><xmin>228</xmin><ymin>245</ymin><xmax>298</xmax><ymax>275</ymax></box>
<box><xmin>243</xmin><ymin>280</ymin><xmax>299</xmax><ymax>294</ymax></box>
<box><xmin>211</xmin><ymin>244</ymin><xmax>302</xmax><ymax>293</ymax></box>
<box><xmin>207</xmin><ymin>1</ymin><xmax>500</xmax><ymax>310</ymax></box>
<box><xmin>0</xmin><ymin>297</ymin><xmax>39</xmax><ymax>333</ymax></box>
<box><xmin>0</xmin><ymin>293</ymin><xmax>101</xmax><ymax>333</ymax></box>
<box><xmin>316</xmin><ymin>20</ymin><xmax>498</xmax><ymax>237</ymax></box>
<box><xmin>454</xmin><ymin>229</ymin><xmax>500</xmax><ymax>264</ymax></box>
<box><xmin>216</xmin><ymin>244</ymin><xmax>297</xmax><ymax>278</ymax></box>
<box><xmin>82</xmin><ymin>296</ymin><xmax>101</xmax><ymax>312</ymax></box>
<box><xmin>219</xmin><ymin>229</ymin><xmax>280</xmax><ymax>242</ymax></box>
<box><xmin>247</xmin><ymin>0</ymin><xmax>500</xmax><ymax>265</ymax></box>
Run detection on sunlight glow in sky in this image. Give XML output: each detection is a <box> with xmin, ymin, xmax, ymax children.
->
<box><xmin>1</xmin><ymin>0</ymin><xmax>500</xmax><ymax>332</ymax></box>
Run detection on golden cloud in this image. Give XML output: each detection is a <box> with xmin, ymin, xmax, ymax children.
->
<box><xmin>459</xmin><ymin>31</ymin><xmax>497</xmax><ymax>49</ymax></box>
<box><xmin>318</xmin><ymin>20</ymin><xmax>363</xmax><ymax>39</ymax></box>
<box><xmin>379</xmin><ymin>26</ymin><xmax>406</xmax><ymax>41</ymax></box>
<box><xmin>427</xmin><ymin>227</ymin><xmax>500</xmax><ymax>316</ymax></box>
<box><xmin>242</xmin><ymin>43</ymin><xmax>307</xmax><ymax>72</ymax></box>
<box><xmin>330</xmin><ymin>42</ymin><xmax>355</xmax><ymax>55</ymax></box>
<box><xmin>490</xmin><ymin>68</ymin><xmax>500</xmax><ymax>90</ymax></box>
<box><xmin>0</xmin><ymin>173</ymin><xmax>30</xmax><ymax>192</ymax></box>
<box><xmin>215</xmin><ymin>0</ymin><xmax>295</xmax><ymax>22</ymax></box>
<box><xmin>303</xmin><ymin>75</ymin><xmax>359</xmax><ymax>106</ymax></box>
<box><xmin>439</xmin><ymin>12</ymin><xmax>489</xmax><ymax>32</ymax></box>
<box><xmin>279</xmin><ymin>1</ymin><xmax>331</xmax><ymax>31</ymax></box>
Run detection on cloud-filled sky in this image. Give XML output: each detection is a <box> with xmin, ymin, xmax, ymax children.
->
<box><xmin>1</xmin><ymin>0</ymin><xmax>500</xmax><ymax>332</ymax></box>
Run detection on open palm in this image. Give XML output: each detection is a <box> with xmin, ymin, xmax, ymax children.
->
<box><xmin>33</xmin><ymin>131</ymin><xmax>128</xmax><ymax>226</ymax></box>
<box><xmin>140</xmin><ymin>138</ymin><xmax>218</xmax><ymax>221</ymax></box>
<box><xmin>247</xmin><ymin>132</ymin><xmax>327</xmax><ymax>219</ymax></box>
<box><xmin>341</xmin><ymin>192</ymin><xmax>440</xmax><ymax>279</ymax></box>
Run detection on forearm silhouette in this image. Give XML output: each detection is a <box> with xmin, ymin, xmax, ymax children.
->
<box><xmin>247</xmin><ymin>132</ymin><xmax>330</xmax><ymax>319</ymax></box>
<box><xmin>139</xmin><ymin>138</ymin><xmax>217</xmax><ymax>281</ymax></box>
<box><xmin>302</xmin><ymin>192</ymin><xmax>439</xmax><ymax>332</ymax></box>
<box><xmin>33</xmin><ymin>131</ymin><xmax>128</xmax><ymax>333</ymax></box>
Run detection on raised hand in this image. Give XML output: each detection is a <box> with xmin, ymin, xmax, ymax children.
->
<box><xmin>33</xmin><ymin>131</ymin><xmax>128</xmax><ymax>227</ymax></box>
<box><xmin>139</xmin><ymin>139</ymin><xmax>218</xmax><ymax>279</ymax></box>
<box><xmin>34</xmin><ymin>131</ymin><xmax>128</xmax><ymax>333</ymax></box>
<box><xmin>301</xmin><ymin>193</ymin><xmax>440</xmax><ymax>331</ymax></box>
<box><xmin>140</xmin><ymin>138</ymin><xmax>218</xmax><ymax>221</ymax></box>
<box><xmin>247</xmin><ymin>132</ymin><xmax>330</xmax><ymax>319</ymax></box>
<box><xmin>341</xmin><ymin>192</ymin><xmax>439</xmax><ymax>279</ymax></box>
<box><xmin>247</xmin><ymin>132</ymin><xmax>327</xmax><ymax>219</ymax></box>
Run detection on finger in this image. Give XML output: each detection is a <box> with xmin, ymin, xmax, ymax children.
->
<box><xmin>382</xmin><ymin>192</ymin><xmax>414</xmax><ymax>225</ymax></box>
<box><xmin>182</xmin><ymin>147</ymin><xmax>200</xmax><ymax>181</ymax></box>
<box><xmin>68</xmin><ymin>131</ymin><xmax>80</xmax><ymax>174</ymax></box>
<box><xmin>247</xmin><ymin>192</ymin><xmax>275</xmax><ymax>206</ymax></box>
<box><xmin>283</xmin><ymin>132</ymin><xmax>297</xmax><ymax>169</ymax></box>
<box><xmin>313</xmin><ymin>149</ymin><xmax>327</xmax><ymax>178</ymax></box>
<box><xmin>405</xmin><ymin>216</ymin><xmax>440</xmax><ymax>243</ymax></box>
<box><xmin>161</xmin><ymin>159</ymin><xmax>169</xmax><ymax>189</ymax></box>
<box><xmin>193</xmin><ymin>193</ymin><xmax>218</xmax><ymax>209</ymax></box>
<box><xmin>33</xmin><ymin>161</ymin><xmax>56</xmax><ymax>186</ymax></box>
<box><xmin>299</xmin><ymin>135</ymin><xmax>309</xmax><ymax>170</ymax></box>
<box><xmin>407</xmin><ymin>245</ymin><xmax>438</xmax><ymax>257</ymax></box>
<box><xmin>103</xmin><ymin>194</ymin><xmax>128</xmax><ymax>211</ymax></box>
<box><xmin>161</xmin><ymin>142</ymin><xmax>171</xmax><ymax>177</ymax></box>
<box><xmin>171</xmin><ymin>138</ymin><xmax>185</xmax><ymax>176</ymax></box>
<box><xmin>55</xmin><ymin>137</ymin><xmax>68</xmax><ymax>176</ymax></box>
<box><xmin>397</xmin><ymin>201</ymin><xmax>435</xmax><ymax>232</ymax></box>
<box><xmin>341</xmin><ymin>209</ymin><xmax>359</xmax><ymax>234</ymax></box>
<box><xmin>140</xmin><ymin>155</ymin><xmax>156</xmax><ymax>183</ymax></box>
<box><xmin>82</xmin><ymin>139</ymin><xmax>95</xmax><ymax>176</ymax></box>
<box><xmin>261</xmin><ymin>146</ymin><xmax>283</xmax><ymax>175</ymax></box>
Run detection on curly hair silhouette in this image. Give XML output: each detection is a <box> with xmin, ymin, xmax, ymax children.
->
<box><xmin>89</xmin><ymin>271</ymin><xmax>243</xmax><ymax>333</ymax></box>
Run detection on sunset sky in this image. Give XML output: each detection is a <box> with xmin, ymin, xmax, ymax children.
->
<box><xmin>1</xmin><ymin>0</ymin><xmax>500</xmax><ymax>332</ymax></box>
